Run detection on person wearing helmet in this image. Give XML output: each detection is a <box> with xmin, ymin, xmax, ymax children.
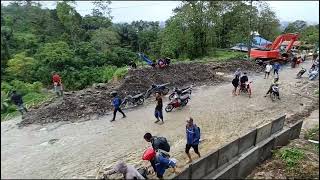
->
<box><xmin>142</xmin><ymin>147</ymin><xmax>177</xmax><ymax>179</ymax></box>
<box><xmin>10</xmin><ymin>90</ymin><xmax>28</xmax><ymax>115</ymax></box>
<box><xmin>264</xmin><ymin>77</ymin><xmax>280</xmax><ymax>99</ymax></box>
<box><xmin>104</xmin><ymin>161</ymin><xmax>145</xmax><ymax>179</ymax></box>
<box><xmin>143</xmin><ymin>133</ymin><xmax>170</xmax><ymax>174</ymax></box>
<box><xmin>110</xmin><ymin>92</ymin><xmax>126</xmax><ymax>122</ymax></box>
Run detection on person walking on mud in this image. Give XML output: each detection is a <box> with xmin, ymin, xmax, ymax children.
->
<box><xmin>231</xmin><ymin>76</ymin><xmax>239</xmax><ymax>96</ymax></box>
<box><xmin>185</xmin><ymin>118</ymin><xmax>201</xmax><ymax>163</ymax></box>
<box><xmin>234</xmin><ymin>68</ymin><xmax>241</xmax><ymax>79</ymax></box>
<box><xmin>264</xmin><ymin>62</ymin><xmax>272</xmax><ymax>79</ymax></box>
<box><xmin>10</xmin><ymin>90</ymin><xmax>28</xmax><ymax>115</ymax></box>
<box><xmin>143</xmin><ymin>132</ymin><xmax>171</xmax><ymax>174</ymax></box>
<box><xmin>273</xmin><ymin>62</ymin><xmax>281</xmax><ymax>76</ymax></box>
<box><xmin>154</xmin><ymin>92</ymin><xmax>164</xmax><ymax>124</ymax></box>
<box><xmin>110</xmin><ymin>91</ymin><xmax>126</xmax><ymax>122</ymax></box>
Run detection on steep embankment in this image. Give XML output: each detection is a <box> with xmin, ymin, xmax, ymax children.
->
<box><xmin>19</xmin><ymin>60</ymin><xmax>261</xmax><ymax>126</ymax></box>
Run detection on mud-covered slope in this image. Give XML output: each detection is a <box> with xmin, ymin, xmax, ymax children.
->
<box><xmin>19</xmin><ymin>60</ymin><xmax>261</xmax><ymax>126</ymax></box>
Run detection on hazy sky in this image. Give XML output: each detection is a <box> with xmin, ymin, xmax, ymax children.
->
<box><xmin>2</xmin><ymin>1</ymin><xmax>319</xmax><ymax>23</ymax></box>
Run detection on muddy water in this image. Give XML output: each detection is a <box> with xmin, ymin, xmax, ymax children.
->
<box><xmin>1</xmin><ymin>60</ymin><xmax>317</xmax><ymax>179</ymax></box>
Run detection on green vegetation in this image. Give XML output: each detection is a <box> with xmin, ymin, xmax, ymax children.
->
<box><xmin>275</xmin><ymin>147</ymin><xmax>305</xmax><ymax>168</ymax></box>
<box><xmin>304</xmin><ymin>126</ymin><xmax>319</xmax><ymax>141</ymax></box>
<box><xmin>304</xmin><ymin>126</ymin><xmax>319</xmax><ymax>153</ymax></box>
<box><xmin>1</xmin><ymin>80</ymin><xmax>53</xmax><ymax>120</ymax></box>
<box><xmin>1</xmin><ymin>1</ymin><xmax>318</xmax><ymax>117</ymax></box>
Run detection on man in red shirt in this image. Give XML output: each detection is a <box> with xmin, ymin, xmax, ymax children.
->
<box><xmin>52</xmin><ymin>72</ymin><xmax>63</xmax><ymax>97</ymax></box>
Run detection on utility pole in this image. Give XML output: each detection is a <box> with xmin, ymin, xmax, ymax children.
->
<box><xmin>247</xmin><ymin>0</ymin><xmax>253</xmax><ymax>60</ymax></box>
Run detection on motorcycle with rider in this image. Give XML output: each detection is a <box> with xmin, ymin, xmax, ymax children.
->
<box><xmin>238</xmin><ymin>72</ymin><xmax>252</xmax><ymax>98</ymax></box>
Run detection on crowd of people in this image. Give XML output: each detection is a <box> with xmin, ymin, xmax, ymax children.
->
<box><xmin>103</xmin><ymin>117</ymin><xmax>201</xmax><ymax>179</ymax></box>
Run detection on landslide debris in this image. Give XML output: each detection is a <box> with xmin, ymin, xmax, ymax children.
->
<box><xmin>19</xmin><ymin>60</ymin><xmax>261</xmax><ymax>127</ymax></box>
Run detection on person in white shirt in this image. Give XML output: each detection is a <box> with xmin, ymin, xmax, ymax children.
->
<box><xmin>264</xmin><ymin>62</ymin><xmax>273</xmax><ymax>79</ymax></box>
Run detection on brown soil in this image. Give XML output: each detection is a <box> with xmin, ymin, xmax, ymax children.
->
<box><xmin>18</xmin><ymin>60</ymin><xmax>261</xmax><ymax>127</ymax></box>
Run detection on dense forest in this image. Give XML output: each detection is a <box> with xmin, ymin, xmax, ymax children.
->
<box><xmin>1</xmin><ymin>1</ymin><xmax>319</xmax><ymax>116</ymax></box>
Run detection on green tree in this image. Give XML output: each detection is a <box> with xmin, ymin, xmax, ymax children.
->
<box><xmin>91</xmin><ymin>27</ymin><xmax>120</xmax><ymax>52</ymax></box>
<box><xmin>284</xmin><ymin>20</ymin><xmax>307</xmax><ymax>33</ymax></box>
<box><xmin>34</xmin><ymin>41</ymin><xmax>75</xmax><ymax>72</ymax></box>
<box><xmin>5</xmin><ymin>52</ymin><xmax>36</xmax><ymax>82</ymax></box>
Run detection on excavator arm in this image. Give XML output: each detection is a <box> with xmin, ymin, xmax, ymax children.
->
<box><xmin>270</xmin><ymin>33</ymin><xmax>299</xmax><ymax>52</ymax></box>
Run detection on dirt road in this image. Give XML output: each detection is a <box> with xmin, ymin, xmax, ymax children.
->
<box><xmin>1</xmin><ymin>60</ymin><xmax>318</xmax><ymax>179</ymax></box>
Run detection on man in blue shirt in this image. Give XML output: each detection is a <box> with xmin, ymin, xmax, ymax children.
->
<box><xmin>185</xmin><ymin>117</ymin><xmax>201</xmax><ymax>163</ymax></box>
<box><xmin>273</xmin><ymin>62</ymin><xmax>281</xmax><ymax>76</ymax></box>
<box><xmin>154</xmin><ymin>152</ymin><xmax>177</xmax><ymax>179</ymax></box>
<box><xmin>110</xmin><ymin>92</ymin><xmax>126</xmax><ymax>122</ymax></box>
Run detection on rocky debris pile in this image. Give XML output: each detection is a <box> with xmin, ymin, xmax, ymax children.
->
<box><xmin>18</xmin><ymin>59</ymin><xmax>261</xmax><ymax>127</ymax></box>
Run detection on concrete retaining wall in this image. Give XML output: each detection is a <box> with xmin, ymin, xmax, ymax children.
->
<box><xmin>172</xmin><ymin>115</ymin><xmax>305</xmax><ymax>179</ymax></box>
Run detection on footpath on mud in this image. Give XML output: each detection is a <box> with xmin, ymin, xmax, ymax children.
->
<box><xmin>19</xmin><ymin>59</ymin><xmax>261</xmax><ymax>127</ymax></box>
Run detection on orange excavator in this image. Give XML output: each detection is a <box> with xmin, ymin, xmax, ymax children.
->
<box><xmin>250</xmin><ymin>33</ymin><xmax>299</xmax><ymax>63</ymax></box>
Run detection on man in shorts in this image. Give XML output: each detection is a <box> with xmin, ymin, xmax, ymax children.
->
<box><xmin>264</xmin><ymin>62</ymin><xmax>272</xmax><ymax>79</ymax></box>
<box><xmin>185</xmin><ymin>117</ymin><xmax>201</xmax><ymax>163</ymax></box>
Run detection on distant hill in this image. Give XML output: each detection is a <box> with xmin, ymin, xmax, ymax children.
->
<box><xmin>280</xmin><ymin>20</ymin><xmax>319</xmax><ymax>31</ymax></box>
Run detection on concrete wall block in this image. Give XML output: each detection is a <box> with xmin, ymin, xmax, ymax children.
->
<box><xmin>237</xmin><ymin>147</ymin><xmax>260</xmax><ymax>178</ymax></box>
<box><xmin>172</xmin><ymin>166</ymin><xmax>191</xmax><ymax>179</ymax></box>
<box><xmin>271</xmin><ymin>115</ymin><xmax>286</xmax><ymax>134</ymax></box>
<box><xmin>257</xmin><ymin>137</ymin><xmax>275</xmax><ymax>162</ymax></box>
<box><xmin>216</xmin><ymin>163</ymin><xmax>240</xmax><ymax>179</ymax></box>
<box><xmin>255</xmin><ymin>122</ymin><xmax>272</xmax><ymax>145</ymax></box>
<box><xmin>289</xmin><ymin>120</ymin><xmax>303</xmax><ymax>140</ymax></box>
<box><xmin>205</xmin><ymin>150</ymin><xmax>219</xmax><ymax>174</ymax></box>
<box><xmin>273</xmin><ymin>127</ymin><xmax>291</xmax><ymax>149</ymax></box>
<box><xmin>238</xmin><ymin>129</ymin><xmax>257</xmax><ymax>154</ymax></box>
<box><xmin>218</xmin><ymin>139</ymin><xmax>239</xmax><ymax>167</ymax></box>
<box><xmin>190</xmin><ymin>156</ymin><xmax>207</xmax><ymax>179</ymax></box>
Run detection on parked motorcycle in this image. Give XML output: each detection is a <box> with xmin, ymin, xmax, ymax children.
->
<box><xmin>165</xmin><ymin>93</ymin><xmax>190</xmax><ymax>112</ymax></box>
<box><xmin>239</xmin><ymin>81</ymin><xmax>252</xmax><ymax>98</ymax></box>
<box><xmin>144</xmin><ymin>83</ymin><xmax>170</xmax><ymax>99</ymax></box>
<box><xmin>168</xmin><ymin>86</ymin><xmax>192</xmax><ymax>100</ymax></box>
<box><xmin>120</xmin><ymin>93</ymin><xmax>145</xmax><ymax>108</ymax></box>
<box><xmin>270</xmin><ymin>85</ymin><xmax>280</xmax><ymax>101</ymax></box>
<box><xmin>308</xmin><ymin>68</ymin><xmax>319</xmax><ymax>80</ymax></box>
<box><xmin>296</xmin><ymin>67</ymin><xmax>306</xmax><ymax>79</ymax></box>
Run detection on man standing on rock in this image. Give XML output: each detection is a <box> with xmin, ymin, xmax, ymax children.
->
<box><xmin>110</xmin><ymin>91</ymin><xmax>126</xmax><ymax>122</ymax></box>
<box><xmin>52</xmin><ymin>72</ymin><xmax>63</xmax><ymax>97</ymax></box>
<box><xmin>154</xmin><ymin>92</ymin><xmax>164</xmax><ymax>124</ymax></box>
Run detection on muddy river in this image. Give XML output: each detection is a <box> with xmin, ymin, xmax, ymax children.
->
<box><xmin>1</xmin><ymin>60</ymin><xmax>317</xmax><ymax>179</ymax></box>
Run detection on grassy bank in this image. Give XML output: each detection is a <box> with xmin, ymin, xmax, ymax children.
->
<box><xmin>247</xmin><ymin>126</ymin><xmax>319</xmax><ymax>179</ymax></box>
